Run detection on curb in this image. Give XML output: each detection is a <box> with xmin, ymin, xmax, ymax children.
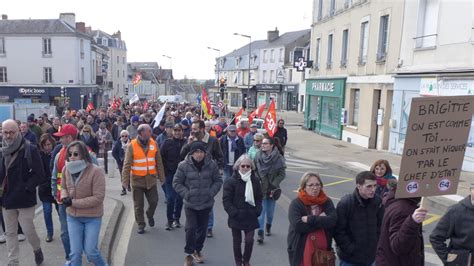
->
<box><xmin>100</xmin><ymin>197</ymin><xmax>125</xmax><ymax>265</ymax></box>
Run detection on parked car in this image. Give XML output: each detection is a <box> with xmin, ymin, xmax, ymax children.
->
<box><xmin>239</xmin><ymin>118</ymin><xmax>266</xmax><ymax>134</ymax></box>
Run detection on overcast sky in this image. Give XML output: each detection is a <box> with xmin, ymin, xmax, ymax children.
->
<box><xmin>3</xmin><ymin>0</ymin><xmax>313</xmax><ymax>80</ymax></box>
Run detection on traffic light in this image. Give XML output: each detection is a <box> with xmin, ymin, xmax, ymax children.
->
<box><xmin>125</xmin><ymin>87</ymin><xmax>129</xmax><ymax>95</ymax></box>
<box><xmin>219</xmin><ymin>78</ymin><xmax>226</xmax><ymax>94</ymax></box>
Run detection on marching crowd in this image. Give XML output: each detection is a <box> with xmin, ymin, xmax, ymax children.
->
<box><xmin>0</xmin><ymin>101</ymin><xmax>473</xmax><ymax>266</ymax></box>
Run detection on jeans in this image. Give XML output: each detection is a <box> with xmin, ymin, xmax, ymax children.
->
<box><xmin>58</xmin><ymin>204</ymin><xmax>71</xmax><ymax>260</ymax></box>
<box><xmin>42</xmin><ymin>201</ymin><xmax>58</xmax><ymax>236</ymax></box>
<box><xmin>164</xmin><ymin>181</ymin><xmax>183</xmax><ymax>222</ymax></box>
<box><xmin>258</xmin><ymin>198</ymin><xmax>276</xmax><ymax>230</ymax></box>
<box><xmin>184</xmin><ymin>207</ymin><xmax>211</xmax><ymax>255</ymax></box>
<box><xmin>67</xmin><ymin>215</ymin><xmax>107</xmax><ymax>266</ymax></box>
<box><xmin>232</xmin><ymin>229</ymin><xmax>255</xmax><ymax>264</ymax></box>
<box><xmin>207</xmin><ymin>208</ymin><xmax>214</xmax><ymax>230</ymax></box>
<box><xmin>340</xmin><ymin>261</ymin><xmax>375</xmax><ymax>266</ymax></box>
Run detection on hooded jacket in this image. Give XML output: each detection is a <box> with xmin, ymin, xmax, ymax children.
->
<box><xmin>375</xmin><ymin>189</ymin><xmax>424</xmax><ymax>266</ymax></box>
<box><xmin>429</xmin><ymin>195</ymin><xmax>474</xmax><ymax>263</ymax></box>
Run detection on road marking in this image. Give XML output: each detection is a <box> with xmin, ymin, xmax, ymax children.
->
<box><xmin>286</xmin><ymin>157</ymin><xmax>323</xmax><ymax>166</ymax></box>
<box><xmin>347</xmin><ymin>161</ymin><xmax>371</xmax><ymax>171</ymax></box>
<box><xmin>324</xmin><ymin>179</ymin><xmax>353</xmax><ymax>187</ymax></box>
<box><xmin>423</xmin><ymin>214</ymin><xmax>441</xmax><ymax>226</ymax></box>
<box><xmin>319</xmin><ymin>174</ymin><xmax>352</xmax><ymax>180</ymax></box>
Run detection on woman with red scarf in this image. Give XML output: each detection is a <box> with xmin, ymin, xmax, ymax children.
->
<box><xmin>370</xmin><ymin>159</ymin><xmax>396</xmax><ymax>197</ymax></box>
<box><xmin>287</xmin><ymin>172</ymin><xmax>337</xmax><ymax>266</ymax></box>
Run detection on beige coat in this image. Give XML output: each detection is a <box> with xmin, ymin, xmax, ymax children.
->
<box><xmin>62</xmin><ymin>164</ymin><xmax>105</xmax><ymax>217</ymax></box>
<box><xmin>121</xmin><ymin>139</ymin><xmax>165</xmax><ymax>189</ymax></box>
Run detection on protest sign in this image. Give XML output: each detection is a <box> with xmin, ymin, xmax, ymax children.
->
<box><xmin>396</xmin><ymin>95</ymin><xmax>474</xmax><ymax>198</ymax></box>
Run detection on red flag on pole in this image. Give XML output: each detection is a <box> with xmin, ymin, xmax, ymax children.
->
<box><xmin>248</xmin><ymin>103</ymin><xmax>266</xmax><ymax>125</ymax></box>
<box><xmin>263</xmin><ymin>100</ymin><xmax>277</xmax><ymax>137</ymax></box>
<box><xmin>201</xmin><ymin>87</ymin><xmax>214</xmax><ymax>119</ymax></box>
<box><xmin>143</xmin><ymin>100</ymin><xmax>149</xmax><ymax>111</ymax></box>
<box><xmin>86</xmin><ymin>102</ymin><xmax>94</xmax><ymax>112</ymax></box>
<box><xmin>234</xmin><ymin>107</ymin><xmax>244</xmax><ymax>125</ymax></box>
<box><xmin>132</xmin><ymin>73</ymin><xmax>142</xmax><ymax>86</ymax></box>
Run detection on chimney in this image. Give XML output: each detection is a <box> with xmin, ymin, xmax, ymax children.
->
<box><xmin>113</xmin><ymin>30</ymin><xmax>122</xmax><ymax>40</ymax></box>
<box><xmin>85</xmin><ymin>26</ymin><xmax>92</xmax><ymax>34</ymax></box>
<box><xmin>59</xmin><ymin>13</ymin><xmax>76</xmax><ymax>28</ymax></box>
<box><xmin>267</xmin><ymin>27</ymin><xmax>279</xmax><ymax>42</ymax></box>
<box><xmin>1</xmin><ymin>14</ymin><xmax>7</xmax><ymax>20</ymax></box>
<box><xmin>75</xmin><ymin>22</ymin><xmax>86</xmax><ymax>33</ymax></box>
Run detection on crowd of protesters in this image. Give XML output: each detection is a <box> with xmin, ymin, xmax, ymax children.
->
<box><xmin>0</xmin><ymin>100</ymin><xmax>473</xmax><ymax>266</ymax></box>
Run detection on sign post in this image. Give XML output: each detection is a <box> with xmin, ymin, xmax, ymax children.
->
<box><xmin>396</xmin><ymin>95</ymin><xmax>474</xmax><ymax>199</ymax></box>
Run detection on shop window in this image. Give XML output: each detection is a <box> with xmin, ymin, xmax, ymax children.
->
<box><xmin>42</xmin><ymin>38</ymin><xmax>52</xmax><ymax>56</ymax></box>
<box><xmin>0</xmin><ymin>67</ymin><xmax>6</xmax><ymax>82</ymax></box>
<box><xmin>44</xmin><ymin>67</ymin><xmax>52</xmax><ymax>83</ymax></box>
<box><xmin>351</xmin><ymin>89</ymin><xmax>360</xmax><ymax>126</ymax></box>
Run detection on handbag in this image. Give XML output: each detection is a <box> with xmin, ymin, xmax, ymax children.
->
<box><xmin>268</xmin><ymin>188</ymin><xmax>281</xmax><ymax>200</ymax></box>
<box><xmin>446</xmin><ymin>250</ymin><xmax>473</xmax><ymax>266</ymax></box>
<box><xmin>310</xmin><ymin>236</ymin><xmax>336</xmax><ymax>266</ymax></box>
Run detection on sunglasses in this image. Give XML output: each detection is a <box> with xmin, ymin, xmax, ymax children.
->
<box><xmin>68</xmin><ymin>151</ymin><xmax>79</xmax><ymax>158</ymax></box>
<box><xmin>240</xmin><ymin>165</ymin><xmax>251</xmax><ymax>169</ymax></box>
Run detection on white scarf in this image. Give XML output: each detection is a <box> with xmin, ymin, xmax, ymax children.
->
<box><xmin>239</xmin><ymin>170</ymin><xmax>255</xmax><ymax>206</ymax></box>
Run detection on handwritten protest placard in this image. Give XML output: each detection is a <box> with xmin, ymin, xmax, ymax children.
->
<box><xmin>396</xmin><ymin>95</ymin><xmax>474</xmax><ymax>198</ymax></box>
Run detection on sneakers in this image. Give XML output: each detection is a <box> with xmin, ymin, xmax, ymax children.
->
<box><xmin>148</xmin><ymin>217</ymin><xmax>155</xmax><ymax>227</ymax></box>
<box><xmin>165</xmin><ymin>221</ymin><xmax>173</xmax><ymax>231</ymax></box>
<box><xmin>45</xmin><ymin>235</ymin><xmax>53</xmax><ymax>243</ymax></box>
<box><xmin>120</xmin><ymin>190</ymin><xmax>127</xmax><ymax>196</ymax></box>
<box><xmin>137</xmin><ymin>227</ymin><xmax>145</xmax><ymax>234</ymax></box>
<box><xmin>0</xmin><ymin>233</ymin><xmax>6</xmax><ymax>243</ymax></box>
<box><xmin>206</xmin><ymin>229</ymin><xmax>213</xmax><ymax>238</ymax></box>
<box><xmin>18</xmin><ymin>233</ymin><xmax>26</xmax><ymax>242</ymax></box>
<box><xmin>173</xmin><ymin>220</ymin><xmax>182</xmax><ymax>228</ymax></box>
<box><xmin>184</xmin><ymin>254</ymin><xmax>194</xmax><ymax>266</ymax></box>
<box><xmin>192</xmin><ymin>251</ymin><xmax>204</xmax><ymax>263</ymax></box>
<box><xmin>34</xmin><ymin>248</ymin><xmax>44</xmax><ymax>265</ymax></box>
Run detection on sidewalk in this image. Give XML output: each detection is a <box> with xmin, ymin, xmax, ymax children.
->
<box><xmin>278</xmin><ymin>111</ymin><xmax>474</xmax><ymax>213</ymax></box>
<box><xmin>0</xmin><ymin>163</ymin><xmax>124</xmax><ymax>266</ymax></box>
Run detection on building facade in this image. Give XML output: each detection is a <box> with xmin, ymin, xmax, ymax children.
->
<box><xmin>307</xmin><ymin>0</ymin><xmax>404</xmax><ymax>150</ymax></box>
<box><xmin>0</xmin><ymin>13</ymin><xmax>98</xmax><ymax>111</ymax></box>
<box><xmin>389</xmin><ymin>0</ymin><xmax>474</xmax><ymax>171</ymax></box>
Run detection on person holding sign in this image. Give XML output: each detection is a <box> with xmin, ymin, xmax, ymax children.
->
<box><xmin>429</xmin><ymin>182</ymin><xmax>474</xmax><ymax>265</ymax></box>
<box><xmin>375</xmin><ymin>183</ymin><xmax>428</xmax><ymax>266</ymax></box>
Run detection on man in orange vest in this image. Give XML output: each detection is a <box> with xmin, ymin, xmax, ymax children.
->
<box><xmin>122</xmin><ymin>124</ymin><xmax>165</xmax><ymax>234</ymax></box>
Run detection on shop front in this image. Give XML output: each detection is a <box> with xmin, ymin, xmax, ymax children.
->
<box><xmin>389</xmin><ymin>75</ymin><xmax>474</xmax><ymax>171</ymax></box>
<box><xmin>282</xmin><ymin>84</ymin><xmax>299</xmax><ymax>111</ymax></box>
<box><xmin>255</xmin><ymin>84</ymin><xmax>282</xmax><ymax>110</ymax></box>
<box><xmin>0</xmin><ymin>86</ymin><xmax>97</xmax><ymax>112</ymax></box>
<box><xmin>305</xmin><ymin>78</ymin><xmax>346</xmax><ymax>140</ymax></box>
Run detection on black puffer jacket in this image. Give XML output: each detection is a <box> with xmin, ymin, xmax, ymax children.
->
<box><xmin>160</xmin><ymin>137</ymin><xmax>186</xmax><ymax>180</ymax></box>
<box><xmin>222</xmin><ymin>171</ymin><xmax>262</xmax><ymax>231</ymax></box>
<box><xmin>334</xmin><ymin>189</ymin><xmax>384</xmax><ymax>265</ymax></box>
<box><xmin>173</xmin><ymin>154</ymin><xmax>223</xmax><ymax>210</ymax></box>
<box><xmin>0</xmin><ymin>139</ymin><xmax>45</xmax><ymax>209</ymax></box>
<box><xmin>38</xmin><ymin>150</ymin><xmax>55</xmax><ymax>203</ymax></box>
<box><xmin>430</xmin><ymin>195</ymin><xmax>474</xmax><ymax>263</ymax></box>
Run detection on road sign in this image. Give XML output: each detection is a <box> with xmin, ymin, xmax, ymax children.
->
<box><xmin>217</xmin><ymin>101</ymin><xmax>224</xmax><ymax>109</ymax></box>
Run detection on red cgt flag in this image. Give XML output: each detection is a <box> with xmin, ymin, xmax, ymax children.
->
<box><xmin>263</xmin><ymin>100</ymin><xmax>277</xmax><ymax>137</ymax></box>
<box><xmin>86</xmin><ymin>102</ymin><xmax>94</xmax><ymax>112</ymax></box>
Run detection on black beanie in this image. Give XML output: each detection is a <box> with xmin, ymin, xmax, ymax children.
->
<box><xmin>189</xmin><ymin>141</ymin><xmax>207</xmax><ymax>155</ymax></box>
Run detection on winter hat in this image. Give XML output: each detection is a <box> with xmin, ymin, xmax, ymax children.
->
<box><xmin>181</xmin><ymin>119</ymin><xmax>189</xmax><ymax>127</ymax></box>
<box><xmin>189</xmin><ymin>141</ymin><xmax>207</xmax><ymax>155</ymax></box>
<box><xmin>27</xmin><ymin>114</ymin><xmax>35</xmax><ymax>122</ymax></box>
<box><xmin>131</xmin><ymin>115</ymin><xmax>139</xmax><ymax>123</ymax></box>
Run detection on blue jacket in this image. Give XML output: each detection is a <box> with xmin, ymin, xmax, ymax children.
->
<box><xmin>219</xmin><ymin>135</ymin><xmax>246</xmax><ymax>166</ymax></box>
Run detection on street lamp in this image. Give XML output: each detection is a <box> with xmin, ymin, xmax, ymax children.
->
<box><xmin>207</xmin><ymin>47</ymin><xmax>221</xmax><ymax>87</ymax></box>
<box><xmin>234</xmin><ymin>33</ymin><xmax>251</xmax><ymax>109</ymax></box>
<box><xmin>162</xmin><ymin>54</ymin><xmax>172</xmax><ymax>69</ymax></box>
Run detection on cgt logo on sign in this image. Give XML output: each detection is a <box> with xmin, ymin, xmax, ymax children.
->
<box><xmin>19</xmin><ymin>88</ymin><xmax>46</xmax><ymax>95</ymax></box>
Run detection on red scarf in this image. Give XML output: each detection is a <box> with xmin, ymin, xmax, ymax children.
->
<box><xmin>298</xmin><ymin>189</ymin><xmax>330</xmax><ymax>266</ymax></box>
<box><xmin>376</xmin><ymin>176</ymin><xmax>388</xmax><ymax>187</ymax></box>
<box><xmin>298</xmin><ymin>189</ymin><xmax>328</xmax><ymax>206</ymax></box>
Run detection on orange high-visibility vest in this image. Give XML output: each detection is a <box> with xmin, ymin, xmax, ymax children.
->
<box><xmin>130</xmin><ymin>138</ymin><xmax>158</xmax><ymax>176</ymax></box>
